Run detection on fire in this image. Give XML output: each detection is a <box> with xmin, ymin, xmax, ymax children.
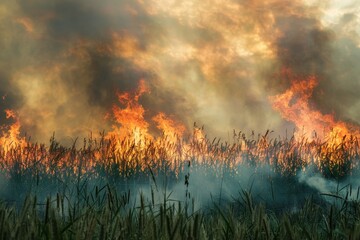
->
<box><xmin>269</xmin><ymin>73</ymin><xmax>359</xmax><ymax>145</ymax></box>
<box><xmin>269</xmin><ymin>71</ymin><xmax>360</xmax><ymax>171</ymax></box>
<box><xmin>108</xmin><ymin>80</ymin><xmax>188</xmax><ymax>149</ymax></box>
<box><xmin>107</xmin><ymin>79</ymin><xmax>151</xmax><ymax>146</ymax></box>
<box><xmin>0</xmin><ymin>77</ymin><xmax>359</xmax><ymax>178</ymax></box>
<box><xmin>0</xmin><ymin>109</ymin><xmax>27</xmax><ymax>153</ymax></box>
<box><xmin>153</xmin><ymin>112</ymin><xmax>185</xmax><ymax>143</ymax></box>
<box><xmin>86</xmin><ymin>79</ymin><xmax>360</xmax><ymax>175</ymax></box>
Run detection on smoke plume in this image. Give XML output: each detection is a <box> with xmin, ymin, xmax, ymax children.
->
<box><xmin>0</xmin><ymin>0</ymin><xmax>359</xmax><ymax>143</ymax></box>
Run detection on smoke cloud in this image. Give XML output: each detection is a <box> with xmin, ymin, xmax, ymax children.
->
<box><xmin>0</xmin><ymin>0</ymin><xmax>359</xmax><ymax>143</ymax></box>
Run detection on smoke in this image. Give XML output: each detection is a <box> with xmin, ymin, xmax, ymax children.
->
<box><xmin>113</xmin><ymin>163</ymin><xmax>360</xmax><ymax>211</ymax></box>
<box><xmin>3</xmin><ymin>161</ymin><xmax>358</xmax><ymax>212</ymax></box>
<box><xmin>0</xmin><ymin>0</ymin><xmax>359</xmax><ymax>143</ymax></box>
<box><xmin>298</xmin><ymin>165</ymin><xmax>360</xmax><ymax>206</ymax></box>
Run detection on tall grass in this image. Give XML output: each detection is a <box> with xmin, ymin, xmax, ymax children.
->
<box><xmin>1</xmin><ymin>183</ymin><xmax>360</xmax><ymax>239</ymax></box>
<box><xmin>0</xmin><ymin>130</ymin><xmax>359</xmax><ymax>239</ymax></box>
<box><xmin>1</xmin><ymin>129</ymin><xmax>359</xmax><ymax>180</ymax></box>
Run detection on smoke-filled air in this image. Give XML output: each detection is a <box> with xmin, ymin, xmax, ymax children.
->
<box><xmin>1</xmin><ymin>0</ymin><xmax>360</xmax><ymax>239</ymax></box>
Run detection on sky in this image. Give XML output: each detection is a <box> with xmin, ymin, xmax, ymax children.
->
<box><xmin>0</xmin><ymin>0</ymin><xmax>359</xmax><ymax>144</ymax></box>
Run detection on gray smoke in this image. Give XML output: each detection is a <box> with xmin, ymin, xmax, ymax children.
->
<box><xmin>0</xmin><ymin>0</ymin><xmax>359</xmax><ymax>142</ymax></box>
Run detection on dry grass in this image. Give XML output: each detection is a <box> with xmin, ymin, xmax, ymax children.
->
<box><xmin>0</xmin><ymin>130</ymin><xmax>359</xmax><ymax>239</ymax></box>
<box><xmin>0</xmin><ymin>129</ymin><xmax>359</xmax><ymax>179</ymax></box>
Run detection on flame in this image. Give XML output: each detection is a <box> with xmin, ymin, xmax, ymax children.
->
<box><xmin>107</xmin><ymin>80</ymin><xmax>188</xmax><ymax>149</ymax></box>
<box><xmin>269</xmin><ymin>71</ymin><xmax>360</xmax><ymax>170</ymax></box>
<box><xmin>153</xmin><ymin>112</ymin><xmax>185</xmax><ymax>143</ymax></box>
<box><xmin>107</xmin><ymin>79</ymin><xmax>151</xmax><ymax>146</ymax></box>
<box><xmin>270</xmin><ymin>73</ymin><xmax>359</xmax><ymax>142</ymax></box>
<box><xmin>0</xmin><ymin>109</ymin><xmax>27</xmax><ymax>153</ymax></box>
<box><xmin>0</xmin><ymin>77</ymin><xmax>358</xmax><ymax>178</ymax></box>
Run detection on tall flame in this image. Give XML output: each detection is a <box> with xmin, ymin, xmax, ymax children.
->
<box><xmin>0</xmin><ymin>109</ymin><xmax>27</xmax><ymax>153</ymax></box>
<box><xmin>0</xmin><ymin>76</ymin><xmax>358</xmax><ymax>177</ymax></box>
<box><xmin>269</xmin><ymin>72</ymin><xmax>360</xmax><ymax>146</ymax></box>
<box><xmin>107</xmin><ymin>80</ymin><xmax>188</xmax><ymax>150</ymax></box>
<box><xmin>153</xmin><ymin>112</ymin><xmax>185</xmax><ymax>143</ymax></box>
<box><xmin>107</xmin><ymin>79</ymin><xmax>151</xmax><ymax>146</ymax></box>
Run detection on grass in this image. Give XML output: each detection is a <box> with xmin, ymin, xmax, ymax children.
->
<box><xmin>1</xmin><ymin>183</ymin><xmax>360</xmax><ymax>239</ymax></box>
<box><xmin>0</xmin><ymin>129</ymin><xmax>360</xmax><ymax>239</ymax></box>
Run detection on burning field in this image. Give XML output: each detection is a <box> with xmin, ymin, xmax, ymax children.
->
<box><xmin>1</xmin><ymin>0</ymin><xmax>360</xmax><ymax>239</ymax></box>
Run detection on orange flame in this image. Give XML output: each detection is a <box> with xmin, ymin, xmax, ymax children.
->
<box><xmin>0</xmin><ymin>76</ymin><xmax>358</xmax><ymax>178</ymax></box>
<box><xmin>107</xmin><ymin>80</ymin><xmax>189</xmax><ymax>150</ymax></box>
<box><xmin>107</xmin><ymin>79</ymin><xmax>151</xmax><ymax>146</ymax></box>
<box><xmin>269</xmin><ymin>73</ymin><xmax>360</xmax><ymax>146</ymax></box>
<box><xmin>0</xmin><ymin>109</ymin><xmax>27</xmax><ymax>153</ymax></box>
<box><xmin>153</xmin><ymin>112</ymin><xmax>185</xmax><ymax>143</ymax></box>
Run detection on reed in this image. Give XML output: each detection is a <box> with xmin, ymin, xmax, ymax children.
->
<box><xmin>0</xmin><ymin>129</ymin><xmax>359</xmax><ymax>239</ymax></box>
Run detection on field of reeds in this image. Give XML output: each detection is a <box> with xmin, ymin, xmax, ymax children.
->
<box><xmin>1</xmin><ymin>130</ymin><xmax>360</xmax><ymax>239</ymax></box>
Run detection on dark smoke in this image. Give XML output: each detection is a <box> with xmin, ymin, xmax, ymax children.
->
<box><xmin>0</xmin><ymin>0</ymin><xmax>359</xmax><ymax>142</ymax></box>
